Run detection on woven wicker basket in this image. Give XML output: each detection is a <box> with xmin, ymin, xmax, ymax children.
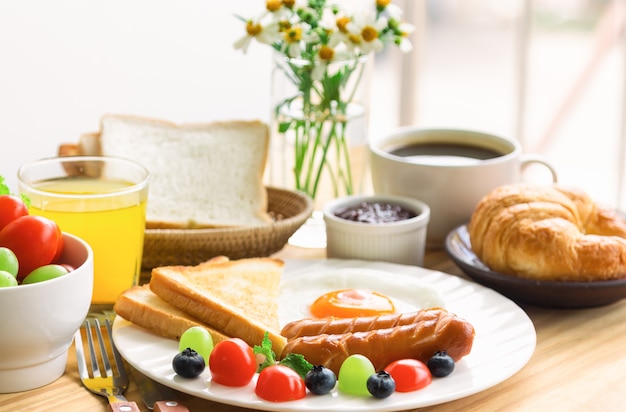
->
<box><xmin>141</xmin><ymin>186</ymin><xmax>313</xmax><ymax>270</ymax></box>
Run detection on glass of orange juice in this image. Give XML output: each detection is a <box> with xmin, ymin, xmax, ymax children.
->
<box><xmin>17</xmin><ymin>156</ymin><xmax>150</xmax><ymax>314</ymax></box>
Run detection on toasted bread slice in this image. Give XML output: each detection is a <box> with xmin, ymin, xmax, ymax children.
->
<box><xmin>149</xmin><ymin>257</ymin><xmax>287</xmax><ymax>353</ymax></box>
<box><xmin>114</xmin><ymin>285</ymin><xmax>229</xmax><ymax>343</ymax></box>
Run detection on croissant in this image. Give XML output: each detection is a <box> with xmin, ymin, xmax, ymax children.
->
<box><xmin>468</xmin><ymin>183</ymin><xmax>626</xmax><ymax>281</ymax></box>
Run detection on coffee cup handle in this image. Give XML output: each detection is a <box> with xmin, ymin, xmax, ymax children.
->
<box><xmin>520</xmin><ymin>154</ymin><xmax>558</xmax><ymax>183</ymax></box>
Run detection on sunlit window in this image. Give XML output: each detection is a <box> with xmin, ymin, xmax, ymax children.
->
<box><xmin>373</xmin><ymin>0</ymin><xmax>624</xmax><ymax>208</ymax></box>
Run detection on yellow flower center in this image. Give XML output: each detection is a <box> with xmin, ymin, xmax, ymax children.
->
<box><xmin>266</xmin><ymin>0</ymin><xmax>281</xmax><ymax>12</ymax></box>
<box><xmin>282</xmin><ymin>0</ymin><xmax>296</xmax><ymax>9</ymax></box>
<box><xmin>348</xmin><ymin>33</ymin><xmax>361</xmax><ymax>44</ymax></box>
<box><xmin>284</xmin><ymin>27</ymin><xmax>302</xmax><ymax>43</ymax></box>
<box><xmin>246</xmin><ymin>21</ymin><xmax>263</xmax><ymax>36</ymax></box>
<box><xmin>318</xmin><ymin>45</ymin><xmax>335</xmax><ymax>62</ymax></box>
<box><xmin>361</xmin><ymin>26</ymin><xmax>378</xmax><ymax>42</ymax></box>
<box><xmin>376</xmin><ymin>0</ymin><xmax>391</xmax><ymax>8</ymax></box>
<box><xmin>336</xmin><ymin>16</ymin><xmax>351</xmax><ymax>33</ymax></box>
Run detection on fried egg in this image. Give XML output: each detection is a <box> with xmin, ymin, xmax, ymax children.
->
<box><xmin>278</xmin><ymin>268</ymin><xmax>444</xmax><ymax>326</ymax></box>
<box><xmin>309</xmin><ymin>288</ymin><xmax>396</xmax><ymax>318</ymax></box>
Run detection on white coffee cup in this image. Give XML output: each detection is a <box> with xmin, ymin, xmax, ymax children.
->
<box><xmin>369</xmin><ymin>127</ymin><xmax>557</xmax><ymax>247</ymax></box>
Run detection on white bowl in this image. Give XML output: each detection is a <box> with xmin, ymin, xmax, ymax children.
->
<box><xmin>0</xmin><ymin>233</ymin><xmax>93</xmax><ymax>393</ymax></box>
<box><xmin>323</xmin><ymin>195</ymin><xmax>430</xmax><ymax>266</ymax></box>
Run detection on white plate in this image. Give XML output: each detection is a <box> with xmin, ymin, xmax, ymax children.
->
<box><xmin>113</xmin><ymin>259</ymin><xmax>536</xmax><ymax>412</ymax></box>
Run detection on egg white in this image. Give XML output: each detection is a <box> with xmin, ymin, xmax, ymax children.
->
<box><xmin>278</xmin><ymin>268</ymin><xmax>445</xmax><ymax>326</ymax></box>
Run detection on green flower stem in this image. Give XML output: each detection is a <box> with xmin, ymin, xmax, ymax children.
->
<box><xmin>275</xmin><ymin>54</ymin><xmax>367</xmax><ymax>201</ymax></box>
<box><xmin>310</xmin><ymin>119</ymin><xmax>338</xmax><ymax>199</ymax></box>
<box><xmin>337</xmin><ymin>121</ymin><xmax>354</xmax><ymax>194</ymax></box>
<box><xmin>302</xmin><ymin>120</ymin><xmax>323</xmax><ymax>195</ymax></box>
<box><xmin>293</xmin><ymin>122</ymin><xmax>305</xmax><ymax>189</ymax></box>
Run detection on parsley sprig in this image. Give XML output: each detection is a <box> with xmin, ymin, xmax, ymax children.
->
<box><xmin>0</xmin><ymin>175</ymin><xmax>29</xmax><ymax>207</ymax></box>
<box><xmin>0</xmin><ymin>176</ymin><xmax>10</xmax><ymax>195</ymax></box>
<box><xmin>254</xmin><ymin>332</ymin><xmax>312</xmax><ymax>379</ymax></box>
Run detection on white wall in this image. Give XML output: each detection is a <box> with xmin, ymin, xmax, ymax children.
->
<box><xmin>4</xmin><ymin>1</ymin><xmax>620</xmax><ymax>208</ymax></box>
<box><xmin>0</xmin><ymin>0</ymin><xmax>273</xmax><ymax>190</ymax></box>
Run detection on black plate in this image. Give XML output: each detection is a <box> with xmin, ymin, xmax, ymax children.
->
<box><xmin>445</xmin><ymin>224</ymin><xmax>626</xmax><ymax>308</ymax></box>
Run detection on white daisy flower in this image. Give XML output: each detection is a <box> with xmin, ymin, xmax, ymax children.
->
<box><xmin>395</xmin><ymin>21</ymin><xmax>414</xmax><ymax>53</ymax></box>
<box><xmin>346</xmin><ymin>13</ymin><xmax>388</xmax><ymax>54</ymax></box>
<box><xmin>234</xmin><ymin>19</ymin><xmax>281</xmax><ymax>53</ymax></box>
<box><xmin>311</xmin><ymin>44</ymin><xmax>353</xmax><ymax>80</ymax></box>
<box><xmin>397</xmin><ymin>36</ymin><xmax>412</xmax><ymax>53</ymax></box>
<box><xmin>262</xmin><ymin>0</ymin><xmax>295</xmax><ymax>21</ymax></box>
<box><xmin>319</xmin><ymin>9</ymin><xmax>352</xmax><ymax>48</ymax></box>
<box><xmin>377</xmin><ymin>0</ymin><xmax>404</xmax><ymax>20</ymax></box>
<box><xmin>281</xmin><ymin>24</ymin><xmax>320</xmax><ymax>58</ymax></box>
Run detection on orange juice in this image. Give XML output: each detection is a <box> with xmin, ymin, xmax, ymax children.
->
<box><xmin>27</xmin><ymin>176</ymin><xmax>147</xmax><ymax>304</ymax></box>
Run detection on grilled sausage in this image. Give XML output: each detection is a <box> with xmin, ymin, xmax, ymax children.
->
<box><xmin>280</xmin><ymin>309</ymin><xmax>443</xmax><ymax>339</ymax></box>
<box><xmin>279</xmin><ymin>308</ymin><xmax>474</xmax><ymax>375</ymax></box>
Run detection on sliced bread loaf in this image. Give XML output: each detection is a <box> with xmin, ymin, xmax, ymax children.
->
<box><xmin>98</xmin><ymin>114</ymin><xmax>272</xmax><ymax>228</ymax></box>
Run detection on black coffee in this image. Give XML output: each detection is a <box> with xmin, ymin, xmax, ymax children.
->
<box><xmin>390</xmin><ymin>143</ymin><xmax>503</xmax><ymax>160</ymax></box>
<box><xmin>389</xmin><ymin>143</ymin><xmax>503</xmax><ymax>164</ymax></box>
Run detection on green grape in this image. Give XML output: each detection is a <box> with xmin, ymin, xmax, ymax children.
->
<box><xmin>0</xmin><ymin>247</ymin><xmax>18</xmax><ymax>277</ymax></box>
<box><xmin>179</xmin><ymin>326</ymin><xmax>214</xmax><ymax>364</ymax></box>
<box><xmin>0</xmin><ymin>270</ymin><xmax>18</xmax><ymax>287</ymax></box>
<box><xmin>21</xmin><ymin>264</ymin><xmax>69</xmax><ymax>285</ymax></box>
<box><xmin>337</xmin><ymin>354</ymin><xmax>376</xmax><ymax>396</ymax></box>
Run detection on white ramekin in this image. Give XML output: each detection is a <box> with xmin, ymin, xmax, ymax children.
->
<box><xmin>323</xmin><ymin>194</ymin><xmax>430</xmax><ymax>266</ymax></box>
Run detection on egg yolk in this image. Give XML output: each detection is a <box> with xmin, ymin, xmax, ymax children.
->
<box><xmin>309</xmin><ymin>288</ymin><xmax>396</xmax><ymax>318</ymax></box>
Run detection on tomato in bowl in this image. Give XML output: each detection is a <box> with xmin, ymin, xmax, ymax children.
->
<box><xmin>0</xmin><ymin>232</ymin><xmax>93</xmax><ymax>393</ymax></box>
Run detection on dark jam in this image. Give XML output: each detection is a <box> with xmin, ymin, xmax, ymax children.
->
<box><xmin>334</xmin><ymin>201</ymin><xmax>417</xmax><ymax>224</ymax></box>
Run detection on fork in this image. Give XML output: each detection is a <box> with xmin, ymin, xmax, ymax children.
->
<box><xmin>75</xmin><ymin>318</ymin><xmax>141</xmax><ymax>412</ymax></box>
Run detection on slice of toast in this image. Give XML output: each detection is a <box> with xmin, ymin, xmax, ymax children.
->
<box><xmin>149</xmin><ymin>257</ymin><xmax>287</xmax><ymax>353</ymax></box>
<box><xmin>113</xmin><ymin>284</ymin><xmax>229</xmax><ymax>343</ymax></box>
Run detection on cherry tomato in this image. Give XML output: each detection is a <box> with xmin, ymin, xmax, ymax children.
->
<box><xmin>209</xmin><ymin>338</ymin><xmax>257</xmax><ymax>387</ymax></box>
<box><xmin>384</xmin><ymin>359</ymin><xmax>432</xmax><ymax>392</ymax></box>
<box><xmin>255</xmin><ymin>365</ymin><xmax>306</xmax><ymax>402</ymax></box>
<box><xmin>0</xmin><ymin>195</ymin><xmax>28</xmax><ymax>231</ymax></box>
<box><xmin>0</xmin><ymin>215</ymin><xmax>63</xmax><ymax>280</ymax></box>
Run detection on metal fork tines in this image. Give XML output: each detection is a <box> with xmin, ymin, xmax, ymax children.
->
<box><xmin>75</xmin><ymin>318</ymin><xmax>140</xmax><ymax>411</ymax></box>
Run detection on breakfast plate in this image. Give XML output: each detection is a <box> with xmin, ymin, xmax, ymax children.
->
<box><xmin>113</xmin><ymin>259</ymin><xmax>536</xmax><ymax>412</ymax></box>
<box><xmin>446</xmin><ymin>224</ymin><xmax>626</xmax><ymax>308</ymax></box>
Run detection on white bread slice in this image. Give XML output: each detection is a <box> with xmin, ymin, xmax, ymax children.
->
<box><xmin>98</xmin><ymin>114</ymin><xmax>272</xmax><ymax>229</ymax></box>
<box><xmin>113</xmin><ymin>285</ymin><xmax>229</xmax><ymax>343</ymax></box>
<box><xmin>149</xmin><ymin>257</ymin><xmax>287</xmax><ymax>353</ymax></box>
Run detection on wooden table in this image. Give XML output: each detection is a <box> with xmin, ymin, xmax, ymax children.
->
<box><xmin>2</xmin><ymin>245</ymin><xmax>625</xmax><ymax>411</ymax></box>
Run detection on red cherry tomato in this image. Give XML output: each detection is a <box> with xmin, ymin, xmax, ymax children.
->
<box><xmin>255</xmin><ymin>365</ymin><xmax>306</xmax><ymax>402</ymax></box>
<box><xmin>384</xmin><ymin>359</ymin><xmax>432</xmax><ymax>392</ymax></box>
<box><xmin>0</xmin><ymin>195</ymin><xmax>28</xmax><ymax>231</ymax></box>
<box><xmin>209</xmin><ymin>338</ymin><xmax>257</xmax><ymax>387</ymax></box>
<box><xmin>0</xmin><ymin>215</ymin><xmax>63</xmax><ymax>280</ymax></box>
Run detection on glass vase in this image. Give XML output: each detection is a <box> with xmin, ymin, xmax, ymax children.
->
<box><xmin>269</xmin><ymin>53</ymin><xmax>372</xmax><ymax>247</ymax></box>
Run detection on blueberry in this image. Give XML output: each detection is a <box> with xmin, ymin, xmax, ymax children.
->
<box><xmin>366</xmin><ymin>371</ymin><xmax>396</xmax><ymax>399</ymax></box>
<box><xmin>172</xmin><ymin>348</ymin><xmax>205</xmax><ymax>378</ymax></box>
<box><xmin>427</xmin><ymin>351</ymin><xmax>455</xmax><ymax>377</ymax></box>
<box><xmin>305</xmin><ymin>365</ymin><xmax>337</xmax><ymax>395</ymax></box>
